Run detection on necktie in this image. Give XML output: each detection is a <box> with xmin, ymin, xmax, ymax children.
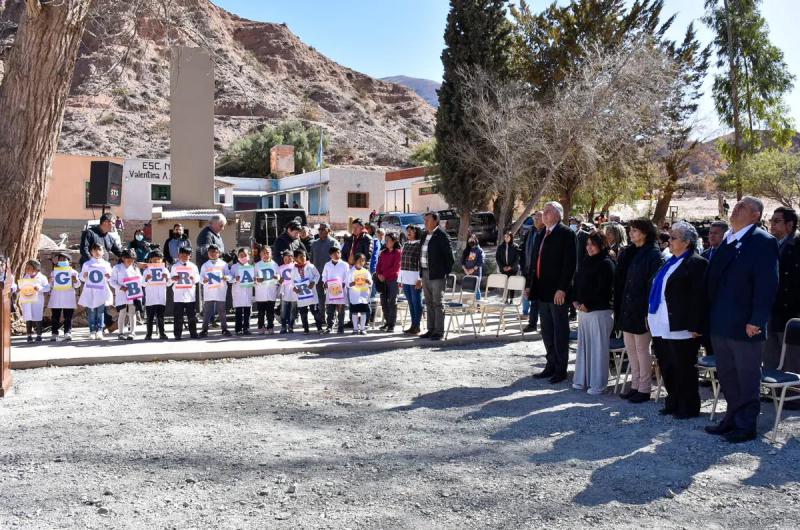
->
<box><xmin>536</xmin><ymin>229</ymin><xmax>551</xmax><ymax>279</ymax></box>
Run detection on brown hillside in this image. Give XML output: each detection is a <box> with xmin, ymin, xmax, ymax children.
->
<box><xmin>0</xmin><ymin>0</ymin><xmax>435</xmax><ymax>167</ymax></box>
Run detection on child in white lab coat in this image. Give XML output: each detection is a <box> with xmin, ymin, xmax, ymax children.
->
<box><xmin>290</xmin><ymin>249</ymin><xmax>323</xmax><ymax>334</ymax></box>
<box><xmin>199</xmin><ymin>244</ymin><xmax>231</xmax><ymax>337</ymax></box>
<box><xmin>277</xmin><ymin>250</ymin><xmax>296</xmax><ymax>333</ymax></box>
<box><xmin>348</xmin><ymin>253</ymin><xmax>372</xmax><ymax>335</ymax></box>
<box><xmin>170</xmin><ymin>247</ymin><xmax>200</xmax><ymax>340</ymax></box>
<box><xmin>48</xmin><ymin>253</ymin><xmax>81</xmax><ymax>342</ymax></box>
<box><xmin>321</xmin><ymin>246</ymin><xmax>349</xmax><ymax>334</ymax></box>
<box><xmin>19</xmin><ymin>259</ymin><xmax>50</xmax><ymax>342</ymax></box>
<box><xmin>78</xmin><ymin>243</ymin><xmax>113</xmax><ymax>340</ymax></box>
<box><xmin>142</xmin><ymin>250</ymin><xmax>171</xmax><ymax>340</ymax></box>
<box><xmin>229</xmin><ymin>247</ymin><xmax>255</xmax><ymax>335</ymax></box>
<box><xmin>110</xmin><ymin>249</ymin><xmax>142</xmax><ymax>340</ymax></box>
<box><xmin>254</xmin><ymin>245</ymin><xmax>279</xmax><ymax>334</ymax></box>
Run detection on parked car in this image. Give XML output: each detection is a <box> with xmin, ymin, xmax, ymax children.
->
<box><xmin>437</xmin><ymin>210</ymin><xmax>498</xmax><ymax>244</ymax></box>
<box><xmin>235</xmin><ymin>208</ymin><xmax>307</xmax><ymax>250</ymax></box>
<box><xmin>376</xmin><ymin>212</ymin><xmax>425</xmax><ymax>243</ymax></box>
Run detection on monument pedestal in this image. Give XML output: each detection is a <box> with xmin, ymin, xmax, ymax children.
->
<box><xmin>1</xmin><ymin>282</ymin><xmax>12</xmax><ymax>397</ymax></box>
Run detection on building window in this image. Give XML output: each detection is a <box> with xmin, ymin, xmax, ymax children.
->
<box><xmin>347</xmin><ymin>192</ymin><xmax>369</xmax><ymax>209</ymax></box>
<box><xmin>218</xmin><ymin>192</ymin><xmax>226</xmax><ymax>204</ymax></box>
<box><xmin>151</xmin><ymin>184</ymin><xmax>171</xmax><ymax>201</ymax></box>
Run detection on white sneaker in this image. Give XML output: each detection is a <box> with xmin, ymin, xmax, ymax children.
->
<box><xmin>88</xmin><ymin>332</ymin><xmax>95</xmax><ymax>340</ymax></box>
<box><xmin>61</xmin><ymin>333</ymin><xmax>72</xmax><ymax>342</ymax></box>
<box><xmin>95</xmin><ymin>333</ymin><xmax>104</xmax><ymax>341</ymax></box>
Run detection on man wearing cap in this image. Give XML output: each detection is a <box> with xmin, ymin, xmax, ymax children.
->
<box><xmin>311</xmin><ymin>223</ymin><xmax>339</xmax><ymax>316</ymax></box>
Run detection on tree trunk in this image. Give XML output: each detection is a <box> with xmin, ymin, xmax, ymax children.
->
<box><xmin>587</xmin><ymin>194</ymin><xmax>597</xmax><ymax>222</ymax></box>
<box><xmin>652</xmin><ymin>160</ymin><xmax>679</xmax><ymax>226</ymax></box>
<box><xmin>457</xmin><ymin>208</ymin><xmax>471</xmax><ymax>255</ymax></box>
<box><xmin>559</xmin><ymin>192</ymin><xmax>573</xmax><ymax>223</ymax></box>
<box><xmin>723</xmin><ymin>0</ymin><xmax>743</xmax><ymax>200</ymax></box>
<box><xmin>0</xmin><ymin>0</ymin><xmax>92</xmax><ymax>273</ymax></box>
<box><xmin>496</xmin><ymin>191</ymin><xmax>514</xmax><ymax>245</ymax></box>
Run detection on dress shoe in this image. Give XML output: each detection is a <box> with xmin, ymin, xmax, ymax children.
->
<box><xmin>404</xmin><ymin>326</ymin><xmax>420</xmax><ymax>335</ymax></box>
<box><xmin>533</xmin><ymin>370</ymin><xmax>555</xmax><ymax>379</ymax></box>
<box><xmin>619</xmin><ymin>389</ymin><xmax>637</xmax><ymax>400</ymax></box>
<box><xmin>724</xmin><ymin>429</ymin><xmax>757</xmax><ymax>444</ymax></box>
<box><xmin>704</xmin><ymin>422</ymin><xmax>734</xmax><ymax>436</ymax></box>
<box><xmin>419</xmin><ymin>331</ymin><xmax>433</xmax><ymax>339</ymax></box>
<box><xmin>658</xmin><ymin>407</ymin><xmax>677</xmax><ymax>416</ymax></box>
<box><xmin>523</xmin><ymin>324</ymin><xmax>538</xmax><ymax>333</ymax></box>
<box><xmin>627</xmin><ymin>391</ymin><xmax>651</xmax><ymax>403</ymax></box>
<box><xmin>428</xmin><ymin>334</ymin><xmax>443</xmax><ymax>341</ymax></box>
<box><xmin>548</xmin><ymin>374</ymin><xmax>567</xmax><ymax>384</ymax></box>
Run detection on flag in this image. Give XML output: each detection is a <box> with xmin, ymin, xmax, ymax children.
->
<box><xmin>316</xmin><ymin>129</ymin><xmax>324</xmax><ymax>169</ymax></box>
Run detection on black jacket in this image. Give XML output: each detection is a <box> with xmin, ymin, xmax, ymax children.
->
<box><xmin>573</xmin><ymin>252</ymin><xmax>615</xmax><ymax>312</ymax></box>
<box><xmin>614</xmin><ymin>242</ymin><xmax>664</xmax><ymax>334</ymax></box>
<box><xmin>525</xmin><ymin>223</ymin><xmax>577</xmax><ymax>303</ymax></box>
<box><xmin>771</xmin><ymin>234</ymin><xmax>800</xmax><ymax>331</ymax></box>
<box><xmin>196</xmin><ymin>226</ymin><xmax>225</xmax><ymax>267</ymax></box>
<box><xmin>420</xmin><ymin>228</ymin><xmax>454</xmax><ymax>280</ymax></box>
<box><xmin>496</xmin><ymin>242</ymin><xmax>521</xmax><ymax>275</ymax></box>
<box><xmin>341</xmin><ymin>233</ymin><xmax>373</xmax><ymax>265</ymax></box>
<box><xmin>79</xmin><ymin>225</ymin><xmax>125</xmax><ymax>266</ymax></box>
<box><xmin>273</xmin><ymin>232</ymin><xmax>306</xmax><ymax>258</ymax></box>
<box><xmin>657</xmin><ymin>252</ymin><xmax>708</xmax><ymax>334</ymax></box>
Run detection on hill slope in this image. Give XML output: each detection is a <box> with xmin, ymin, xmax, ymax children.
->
<box><xmin>381</xmin><ymin>76</ymin><xmax>441</xmax><ymax>108</ymax></box>
<box><xmin>0</xmin><ymin>0</ymin><xmax>436</xmax><ymax>167</ymax></box>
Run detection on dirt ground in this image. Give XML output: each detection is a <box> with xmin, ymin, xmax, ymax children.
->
<box><xmin>0</xmin><ymin>339</ymin><xmax>798</xmax><ymax>529</ymax></box>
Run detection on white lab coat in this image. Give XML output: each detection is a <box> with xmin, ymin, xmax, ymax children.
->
<box><xmin>290</xmin><ymin>263</ymin><xmax>320</xmax><ymax>308</ymax></box>
<box><xmin>200</xmin><ymin>259</ymin><xmax>230</xmax><ymax>303</ymax></box>
<box><xmin>229</xmin><ymin>262</ymin><xmax>255</xmax><ymax>308</ymax></box>
<box><xmin>110</xmin><ymin>263</ymin><xmax>142</xmax><ymax>307</ymax></box>
<box><xmin>170</xmin><ymin>261</ymin><xmax>200</xmax><ymax>303</ymax></box>
<box><xmin>78</xmin><ymin>258</ymin><xmax>113</xmax><ymax>309</ymax></box>
<box><xmin>48</xmin><ymin>268</ymin><xmax>80</xmax><ymax>309</ymax></box>
<box><xmin>255</xmin><ymin>260</ymin><xmax>280</xmax><ymax>302</ymax></box>
<box><xmin>19</xmin><ymin>272</ymin><xmax>50</xmax><ymax>321</ymax></box>
<box><xmin>347</xmin><ymin>267</ymin><xmax>372</xmax><ymax>306</ymax></box>
<box><xmin>143</xmin><ymin>265</ymin><xmax>171</xmax><ymax>307</ymax></box>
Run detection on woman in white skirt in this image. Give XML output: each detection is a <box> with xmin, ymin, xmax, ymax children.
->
<box><xmin>572</xmin><ymin>231</ymin><xmax>616</xmax><ymax>395</ymax></box>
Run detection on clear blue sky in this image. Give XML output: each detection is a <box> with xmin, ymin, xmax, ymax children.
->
<box><xmin>212</xmin><ymin>0</ymin><xmax>800</xmax><ymax>136</ymax></box>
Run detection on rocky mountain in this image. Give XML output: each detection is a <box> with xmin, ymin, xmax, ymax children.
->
<box><xmin>0</xmin><ymin>0</ymin><xmax>436</xmax><ymax>167</ymax></box>
<box><xmin>381</xmin><ymin>76</ymin><xmax>441</xmax><ymax>108</ymax></box>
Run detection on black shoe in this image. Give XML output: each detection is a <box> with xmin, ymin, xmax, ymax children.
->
<box><xmin>221</xmin><ymin>330</ymin><xmax>232</xmax><ymax>337</ymax></box>
<box><xmin>379</xmin><ymin>325</ymin><xmax>389</xmax><ymax>331</ymax></box>
<box><xmin>673</xmin><ymin>411</ymin><xmax>700</xmax><ymax>420</ymax></box>
<box><xmin>533</xmin><ymin>370</ymin><xmax>554</xmax><ymax>379</ymax></box>
<box><xmin>724</xmin><ymin>429</ymin><xmax>757</xmax><ymax>444</ymax></box>
<box><xmin>419</xmin><ymin>331</ymin><xmax>433</xmax><ymax>339</ymax></box>
<box><xmin>189</xmin><ymin>334</ymin><xmax>199</xmax><ymax>339</ymax></box>
<box><xmin>198</xmin><ymin>331</ymin><xmax>208</xmax><ymax>338</ymax></box>
<box><xmin>159</xmin><ymin>334</ymin><xmax>169</xmax><ymax>341</ymax></box>
<box><xmin>26</xmin><ymin>336</ymin><xmax>33</xmax><ymax>343</ymax></box>
<box><xmin>619</xmin><ymin>389</ymin><xmax>637</xmax><ymax>400</ymax></box>
<box><xmin>429</xmin><ymin>334</ymin><xmax>443</xmax><ymax>341</ymax></box>
<box><xmin>404</xmin><ymin>326</ymin><xmax>420</xmax><ymax>335</ymax></box>
<box><xmin>386</xmin><ymin>327</ymin><xmax>395</xmax><ymax>332</ymax></box>
<box><xmin>658</xmin><ymin>407</ymin><xmax>677</xmax><ymax>416</ymax></box>
<box><xmin>705</xmin><ymin>422</ymin><xmax>735</xmax><ymax>436</ymax></box>
<box><xmin>628</xmin><ymin>391</ymin><xmax>651</xmax><ymax>403</ymax></box>
<box><xmin>144</xmin><ymin>334</ymin><xmax>153</xmax><ymax>341</ymax></box>
<box><xmin>174</xmin><ymin>336</ymin><xmax>182</xmax><ymax>341</ymax></box>
<box><xmin>523</xmin><ymin>325</ymin><xmax>538</xmax><ymax>333</ymax></box>
<box><xmin>548</xmin><ymin>374</ymin><xmax>567</xmax><ymax>384</ymax></box>
<box><xmin>304</xmin><ymin>329</ymin><xmax>310</xmax><ymax>335</ymax></box>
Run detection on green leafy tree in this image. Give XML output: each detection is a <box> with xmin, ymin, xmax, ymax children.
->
<box><xmin>435</xmin><ymin>0</ymin><xmax>512</xmax><ymax>244</ymax></box>
<box><xmin>738</xmin><ymin>149</ymin><xmax>800</xmax><ymax>207</ymax></box>
<box><xmin>216</xmin><ymin>121</ymin><xmax>328</xmax><ymax>178</ymax></box>
<box><xmin>704</xmin><ymin>0</ymin><xmax>796</xmax><ymax>199</ymax></box>
<box><xmin>410</xmin><ymin>139</ymin><xmax>439</xmax><ymax>175</ymax></box>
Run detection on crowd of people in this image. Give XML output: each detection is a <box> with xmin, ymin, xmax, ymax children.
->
<box><xmin>1</xmin><ymin>196</ymin><xmax>797</xmax><ymax>442</ymax></box>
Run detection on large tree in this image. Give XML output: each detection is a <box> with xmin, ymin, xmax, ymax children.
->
<box><xmin>704</xmin><ymin>0</ymin><xmax>796</xmax><ymax>199</ymax></box>
<box><xmin>435</xmin><ymin>0</ymin><xmax>512</xmax><ymax>245</ymax></box>
<box><xmin>0</xmin><ymin>0</ymin><xmax>93</xmax><ymax>273</ymax></box>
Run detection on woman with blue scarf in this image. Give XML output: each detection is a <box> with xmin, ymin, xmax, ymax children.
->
<box><xmin>647</xmin><ymin>221</ymin><xmax>708</xmax><ymax>419</ymax></box>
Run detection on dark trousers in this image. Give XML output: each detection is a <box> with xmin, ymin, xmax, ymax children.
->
<box><xmin>51</xmin><ymin>308</ymin><xmax>74</xmax><ymax>334</ymax></box>
<box><xmin>528</xmin><ymin>298</ymin><xmax>539</xmax><ymax>328</ymax></box>
<box><xmin>299</xmin><ymin>304</ymin><xmax>323</xmax><ymax>331</ymax></box>
<box><xmin>326</xmin><ymin>304</ymin><xmax>346</xmax><ymax>331</ymax></box>
<box><xmin>26</xmin><ymin>321</ymin><xmax>43</xmax><ymax>337</ymax></box>
<box><xmin>653</xmin><ymin>337</ymin><xmax>701</xmax><ymax>416</ymax></box>
<box><xmin>173</xmin><ymin>301</ymin><xmax>198</xmax><ymax>338</ymax></box>
<box><xmin>539</xmin><ymin>301</ymin><xmax>570</xmax><ymax>376</ymax></box>
<box><xmin>380</xmin><ymin>282</ymin><xmax>399</xmax><ymax>328</ymax></box>
<box><xmin>316</xmin><ymin>282</ymin><xmax>326</xmax><ymax>321</ymax></box>
<box><xmin>256</xmin><ymin>301</ymin><xmax>276</xmax><ymax>329</ymax></box>
<box><xmin>711</xmin><ymin>335</ymin><xmax>763</xmax><ymax>432</ymax></box>
<box><xmin>146</xmin><ymin>305</ymin><xmax>166</xmax><ymax>336</ymax></box>
<box><xmin>235</xmin><ymin>307</ymin><xmax>251</xmax><ymax>333</ymax></box>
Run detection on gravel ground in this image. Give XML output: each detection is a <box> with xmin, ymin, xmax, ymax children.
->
<box><xmin>1</xmin><ymin>340</ymin><xmax>799</xmax><ymax>529</ymax></box>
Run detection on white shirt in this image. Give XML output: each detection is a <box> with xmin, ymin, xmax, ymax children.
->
<box><xmin>78</xmin><ymin>258</ymin><xmax>113</xmax><ymax>309</ymax></box>
<box><xmin>348</xmin><ymin>266</ymin><xmax>372</xmax><ymax>306</ymax></box>
<box><xmin>170</xmin><ymin>261</ymin><xmax>200</xmax><ymax>303</ymax></box>
<box><xmin>290</xmin><ymin>263</ymin><xmax>320</xmax><ymax>307</ymax></box>
<box><xmin>200</xmin><ymin>259</ymin><xmax>230</xmax><ymax>302</ymax></box>
<box><xmin>725</xmin><ymin>223</ymin><xmax>754</xmax><ymax>245</ymax></box>
<box><xmin>110</xmin><ymin>263</ymin><xmax>141</xmax><ymax>307</ymax></box>
<box><xmin>254</xmin><ymin>259</ymin><xmax>280</xmax><ymax>302</ymax></box>
<box><xmin>48</xmin><ymin>267</ymin><xmax>80</xmax><ymax>309</ymax></box>
<box><xmin>647</xmin><ymin>257</ymin><xmax>692</xmax><ymax>340</ymax></box>
<box><xmin>143</xmin><ymin>265</ymin><xmax>171</xmax><ymax>307</ymax></box>
<box><xmin>228</xmin><ymin>262</ymin><xmax>255</xmax><ymax>307</ymax></box>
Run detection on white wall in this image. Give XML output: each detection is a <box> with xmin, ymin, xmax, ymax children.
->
<box><xmin>122</xmin><ymin>158</ymin><xmax>171</xmax><ymax>221</ymax></box>
<box><xmin>327</xmin><ymin>168</ymin><xmax>386</xmax><ymax>226</ymax></box>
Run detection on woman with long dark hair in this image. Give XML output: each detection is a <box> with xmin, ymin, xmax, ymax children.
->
<box><xmin>376</xmin><ymin>233</ymin><xmax>402</xmax><ymax>332</ymax></box>
<box><xmin>399</xmin><ymin>225</ymin><xmax>423</xmax><ymax>334</ymax></box>
<box><xmin>614</xmin><ymin>218</ymin><xmax>664</xmax><ymax>403</ymax></box>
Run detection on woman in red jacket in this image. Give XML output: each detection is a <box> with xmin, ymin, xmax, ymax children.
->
<box><xmin>376</xmin><ymin>233</ymin><xmax>402</xmax><ymax>332</ymax></box>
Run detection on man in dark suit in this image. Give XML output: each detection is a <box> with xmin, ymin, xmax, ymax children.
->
<box><xmin>418</xmin><ymin>211</ymin><xmax>455</xmax><ymax>340</ymax></box>
<box><xmin>705</xmin><ymin>197</ymin><xmax>779</xmax><ymax>443</ymax></box>
<box><xmin>764</xmin><ymin>207</ymin><xmax>800</xmax><ymax>372</ymax></box>
<box><xmin>526</xmin><ymin>202</ymin><xmax>577</xmax><ymax>383</ymax></box>
<box><xmin>701</xmin><ymin>220</ymin><xmax>728</xmax><ymax>262</ymax></box>
<box><xmin>521</xmin><ymin>211</ymin><xmax>543</xmax><ymax>332</ymax></box>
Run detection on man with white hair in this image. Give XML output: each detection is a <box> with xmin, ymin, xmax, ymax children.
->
<box><xmin>196</xmin><ymin>213</ymin><xmax>227</xmax><ymax>267</ymax></box>
<box><xmin>704</xmin><ymin>196</ymin><xmax>779</xmax><ymax>443</ymax></box>
<box><xmin>525</xmin><ymin>201</ymin><xmax>577</xmax><ymax>383</ymax></box>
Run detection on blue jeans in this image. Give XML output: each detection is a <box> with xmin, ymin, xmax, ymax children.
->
<box><xmin>402</xmin><ymin>283</ymin><xmax>423</xmax><ymax>328</ymax></box>
<box><xmin>280</xmin><ymin>301</ymin><xmax>296</xmax><ymax>331</ymax></box>
<box><xmin>87</xmin><ymin>305</ymin><xmax>105</xmax><ymax>332</ymax></box>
